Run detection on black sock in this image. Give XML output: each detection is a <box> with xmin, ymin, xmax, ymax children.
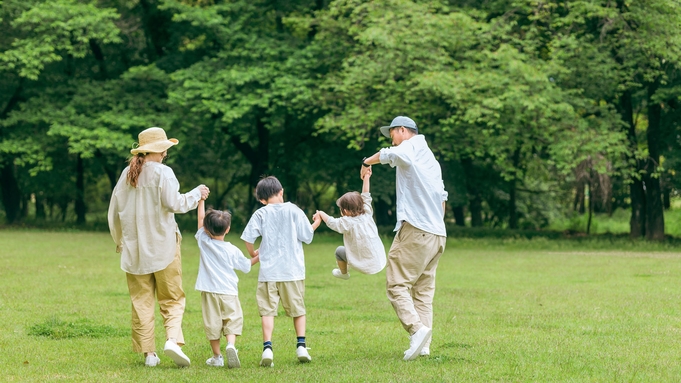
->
<box><xmin>296</xmin><ymin>336</ymin><xmax>306</xmax><ymax>348</ymax></box>
<box><xmin>263</xmin><ymin>341</ymin><xmax>272</xmax><ymax>351</ymax></box>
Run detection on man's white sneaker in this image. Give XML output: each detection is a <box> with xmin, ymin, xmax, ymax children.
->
<box><xmin>403</xmin><ymin>326</ymin><xmax>431</xmax><ymax>361</ymax></box>
<box><xmin>164</xmin><ymin>340</ymin><xmax>191</xmax><ymax>367</ymax></box>
<box><xmin>260</xmin><ymin>348</ymin><xmax>274</xmax><ymax>367</ymax></box>
<box><xmin>296</xmin><ymin>346</ymin><xmax>312</xmax><ymax>363</ymax></box>
<box><xmin>420</xmin><ymin>347</ymin><xmax>430</xmax><ymax>356</ymax></box>
<box><xmin>225</xmin><ymin>344</ymin><xmax>241</xmax><ymax>368</ymax></box>
<box><xmin>206</xmin><ymin>355</ymin><xmax>224</xmax><ymax>367</ymax></box>
<box><xmin>145</xmin><ymin>353</ymin><xmax>161</xmax><ymax>367</ymax></box>
<box><xmin>332</xmin><ymin>268</ymin><xmax>350</xmax><ymax>280</ymax></box>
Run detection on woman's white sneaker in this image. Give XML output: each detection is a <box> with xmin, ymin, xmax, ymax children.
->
<box><xmin>145</xmin><ymin>353</ymin><xmax>161</xmax><ymax>367</ymax></box>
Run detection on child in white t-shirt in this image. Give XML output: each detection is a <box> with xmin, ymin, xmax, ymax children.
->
<box><xmin>241</xmin><ymin>176</ymin><xmax>322</xmax><ymax>367</ymax></box>
<box><xmin>314</xmin><ymin>166</ymin><xmax>386</xmax><ymax>279</ymax></box>
<box><xmin>196</xmin><ymin>198</ymin><xmax>259</xmax><ymax>369</ymax></box>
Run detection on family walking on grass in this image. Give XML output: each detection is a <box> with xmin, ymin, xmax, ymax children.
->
<box><xmin>107</xmin><ymin>115</ymin><xmax>448</xmax><ymax>368</ymax></box>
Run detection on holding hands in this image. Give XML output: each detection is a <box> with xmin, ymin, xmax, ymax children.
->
<box><xmin>361</xmin><ymin>166</ymin><xmax>372</xmax><ymax>180</ymax></box>
<box><xmin>198</xmin><ymin>184</ymin><xmax>210</xmax><ymax>200</ymax></box>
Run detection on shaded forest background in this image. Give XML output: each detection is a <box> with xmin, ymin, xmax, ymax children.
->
<box><xmin>1</xmin><ymin>0</ymin><xmax>681</xmax><ymax>239</ymax></box>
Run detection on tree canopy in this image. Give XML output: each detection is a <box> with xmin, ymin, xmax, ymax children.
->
<box><xmin>1</xmin><ymin>0</ymin><xmax>680</xmax><ymax>239</ymax></box>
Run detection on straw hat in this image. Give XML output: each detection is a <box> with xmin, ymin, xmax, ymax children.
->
<box><xmin>130</xmin><ymin>127</ymin><xmax>178</xmax><ymax>155</ymax></box>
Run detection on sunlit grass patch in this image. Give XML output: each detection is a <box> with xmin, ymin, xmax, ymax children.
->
<box><xmin>28</xmin><ymin>317</ymin><xmax>127</xmax><ymax>339</ymax></box>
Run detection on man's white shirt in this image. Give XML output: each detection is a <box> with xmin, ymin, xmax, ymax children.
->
<box><xmin>380</xmin><ymin>135</ymin><xmax>448</xmax><ymax>236</ymax></box>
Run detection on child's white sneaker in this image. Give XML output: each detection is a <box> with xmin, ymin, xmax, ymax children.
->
<box><xmin>225</xmin><ymin>344</ymin><xmax>241</xmax><ymax>368</ymax></box>
<box><xmin>145</xmin><ymin>353</ymin><xmax>161</xmax><ymax>367</ymax></box>
<box><xmin>332</xmin><ymin>268</ymin><xmax>350</xmax><ymax>280</ymax></box>
<box><xmin>420</xmin><ymin>347</ymin><xmax>430</xmax><ymax>356</ymax></box>
<box><xmin>206</xmin><ymin>354</ymin><xmax>224</xmax><ymax>367</ymax></box>
<box><xmin>296</xmin><ymin>346</ymin><xmax>312</xmax><ymax>362</ymax></box>
<box><xmin>260</xmin><ymin>348</ymin><xmax>274</xmax><ymax>367</ymax></box>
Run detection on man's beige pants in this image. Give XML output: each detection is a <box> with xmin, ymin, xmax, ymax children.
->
<box><xmin>386</xmin><ymin>222</ymin><xmax>446</xmax><ymax>340</ymax></box>
<box><xmin>126</xmin><ymin>238</ymin><xmax>186</xmax><ymax>353</ymax></box>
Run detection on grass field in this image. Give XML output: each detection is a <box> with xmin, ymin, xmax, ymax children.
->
<box><xmin>2</xmin><ymin>230</ymin><xmax>681</xmax><ymax>382</ymax></box>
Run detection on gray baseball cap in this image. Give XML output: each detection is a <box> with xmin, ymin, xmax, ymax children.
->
<box><xmin>380</xmin><ymin>116</ymin><xmax>418</xmax><ymax>138</ymax></box>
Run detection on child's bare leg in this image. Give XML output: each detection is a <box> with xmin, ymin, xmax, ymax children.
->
<box><xmin>226</xmin><ymin>334</ymin><xmax>236</xmax><ymax>346</ymax></box>
<box><xmin>335</xmin><ymin>246</ymin><xmax>349</xmax><ymax>274</ymax></box>
<box><xmin>336</xmin><ymin>259</ymin><xmax>348</xmax><ymax>274</ymax></box>
<box><xmin>210</xmin><ymin>339</ymin><xmax>221</xmax><ymax>356</ymax></box>
<box><xmin>293</xmin><ymin>315</ymin><xmax>306</xmax><ymax>337</ymax></box>
<box><xmin>262</xmin><ymin>316</ymin><xmax>274</xmax><ymax>342</ymax></box>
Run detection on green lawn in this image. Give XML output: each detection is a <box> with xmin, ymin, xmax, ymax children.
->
<box><xmin>2</xmin><ymin>230</ymin><xmax>681</xmax><ymax>382</ymax></box>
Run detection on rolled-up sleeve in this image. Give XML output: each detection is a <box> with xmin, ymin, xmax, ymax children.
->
<box><xmin>107</xmin><ymin>192</ymin><xmax>122</xmax><ymax>252</ymax></box>
<box><xmin>380</xmin><ymin>145</ymin><xmax>412</xmax><ymax>168</ymax></box>
<box><xmin>160</xmin><ymin>173</ymin><xmax>201</xmax><ymax>213</ymax></box>
<box><xmin>107</xmin><ymin>172</ymin><xmax>126</xmax><ymax>253</ymax></box>
<box><xmin>326</xmin><ymin>216</ymin><xmax>351</xmax><ymax>234</ymax></box>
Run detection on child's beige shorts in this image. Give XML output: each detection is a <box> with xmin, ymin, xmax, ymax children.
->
<box><xmin>201</xmin><ymin>292</ymin><xmax>243</xmax><ymax>340</ymax></box>
<box><xmin>256</xmin><ymin>280</ymin><xmax>306</xmax><ymax>317</ymax></box>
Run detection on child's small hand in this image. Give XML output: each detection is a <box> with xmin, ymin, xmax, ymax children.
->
<box><xmin>364</xmin><ymin>167</ymin><xmax>372</xmax><ymax>178</ymax></box>
<box><xmin>312</xmin><ymin>211</ymin><xmax>321</xmax><ymax>222</ymax></box>
<box><xmin>250</xmin><ymin>249</ymin><xmax>259</xmax><ymax>258</ymax></box>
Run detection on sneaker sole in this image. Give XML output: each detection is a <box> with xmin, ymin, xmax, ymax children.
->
<box><xmin>298</xmin><ymin>355</ymin><xmax>311</xmax><ymax>363</ymax></box>
<box><xmin>404</xmin><ymin>328</ymin><xmax>432</xmax><ymax>361</ymax></box>
<box><xmin>164</xmin><ymin>348</ymin><xmax>191</xmax><ymax>367</ymax></box>
<box><xmin>226</xmin><ymin>348</ymin><xmax>241</xmax><ymax>369</ymax></box>
<box><xmin>260</xmin><ymin>358</ymin><xmax>273</xmax><ymax>367</ymax></box>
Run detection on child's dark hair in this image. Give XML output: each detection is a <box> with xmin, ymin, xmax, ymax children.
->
<box><xmin>256</xmin><ymin>176</ymin><xmax>283</xmax><ymax>201</ymax></box>
<box><xmin>336</xmin><ymin>192</ymin><xmax>365</xmax><ymax>217</ymax></box>
<box><xmin>204</xmin><ymin>209</ymin><xmax>232</xmax><ymax>236</ymax></box>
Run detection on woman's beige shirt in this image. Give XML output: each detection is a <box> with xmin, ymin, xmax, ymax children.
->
<box><xmin>108</xmin><ymin>161</ymin><xmax>201</xmax><ymax>275</ymax></box>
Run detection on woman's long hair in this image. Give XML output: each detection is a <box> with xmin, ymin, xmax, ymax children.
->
<box><xmin>126</xmin><ymin>154</ymin><xmax>145</xmax><ymax>187</ymax></box>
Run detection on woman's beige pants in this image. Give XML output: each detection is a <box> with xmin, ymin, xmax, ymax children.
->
<box><xmin>126</xmin><ymin>238</ymin><xmax>185</xmax><ymax>353</ymax></box>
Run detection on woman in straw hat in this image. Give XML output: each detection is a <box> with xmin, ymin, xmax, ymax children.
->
<box><xmin>108</xmin><ymin>127</ymin><xmax>210</xmax><ymax>367</ymax></box>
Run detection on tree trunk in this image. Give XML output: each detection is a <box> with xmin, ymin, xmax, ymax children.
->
<box><xmin>620</xmin><ymin>90</ymin><xmax>645</xmax><ymax>238</ymax></box>
<box><xmin>508</xmin><ymin>147</ymin><xmax>521</xmax><ymax>230</ymax></box>
<box><xmin>461</xmin><ymin>158</ymin><xmax>482</xmax><ymax>227</ymax></box>
<box><xmin>226</xmin><ymin>111</ymin><xmax>270</xmax><ymax>212</ymax></box>
<box><xmin>644</xmin><ymin>84</ymin><xmax>665</xmax><ymax>240</ymax></box>
<box><xmin>35</xmin><ymin>193</ymin><xmax>46</xmax><ymax>220</ymax></box>
<box><xmin>0</xmin><ymin>159</ymin><xmax>21</xmax><ymax>224</ymax></box>
<box><xmin>75</xmin><ymin>154</ymin><xmax>86</xmax><ymax>224</ymax></box>
<box><xmin>630</xmin><ymin>180</ymin><xmax>646</xmax><ymax>238</ymax></box>
<box><xmin>453</xmin><ymin>205</ymin><xmax>465</xmax><ymax>227</ymax></box>
<box><xmin>573</xmin><ymin>181</ymin><xmax>585</xmax><ymax>213</ymax></box>
<box><xmin>509</xmin><ymin>178</ymin><xmax>518</xmax><ymax>229</ymax></box>
<box><xmin>586</xmin><ymin>172</ymin><xmax>593</xmax><ymax>234</ymax></box>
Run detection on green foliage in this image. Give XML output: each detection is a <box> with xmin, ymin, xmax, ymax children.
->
<box><xmin>0</xmin><ymin>0</ymin><xmax>121</xmax><ymax>80</ymax></box>
<box><xmin>1</xmin><ymin>0</ymin><xmax>681</xmax><ymax>236</ymax></box>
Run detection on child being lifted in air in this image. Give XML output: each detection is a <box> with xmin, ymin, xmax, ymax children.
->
<box><xmin>314</xmin><ymin>165</ymin><xmax>387</xmax><ymax>279</ymax></box>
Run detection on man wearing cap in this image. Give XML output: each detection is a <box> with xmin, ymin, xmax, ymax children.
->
<box><xmin>108</xmin><ymin>127</ymin><xmax>210</xmax><ymax>367</ymax></box>
<box><xmin>361</xmin><ymin>116</ymin><xmax>447</xmax><ymax>361</ymax></box>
